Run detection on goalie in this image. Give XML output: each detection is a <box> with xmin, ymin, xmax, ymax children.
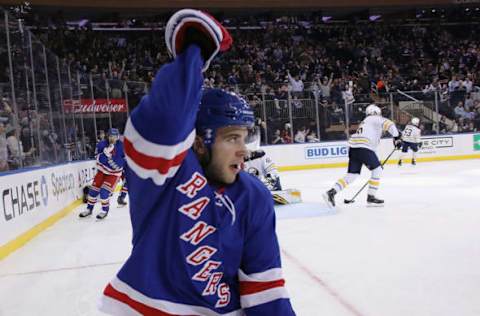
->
<box><xmin>244</xmin><ymin>147</ymin><xmax>301</xmax><ymax>204</ymax></box>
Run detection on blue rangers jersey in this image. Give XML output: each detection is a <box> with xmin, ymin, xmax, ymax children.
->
<box><xmin>99</xmin><ymin>45</ymin><xmax>295</xmax><ymax>315</ymax></box>
<box><xmin>95</xmin><ymin>139</ymin><xmax>125</xmax><ymax>176</ymax></box>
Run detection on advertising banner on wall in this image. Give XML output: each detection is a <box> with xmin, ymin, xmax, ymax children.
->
<box><xmin>473</xmin><ymin>134</ymin><xmax>480</xmax><ymax>151</ymax></box>
<box><xmin>419</xmin><ymin>136</ymin><xmax>454</xmax><ymax>154</ymax></box>
<box><xmin>305</xmin><ymin>144</ymin><xmax>348</xmax><ymax>160</ymax></box>
<box><xmin>63</xmin><ymin>99</ymin><xmax>127</xmax><ymax>113</ymax></box>
<box><xmin>263</xmin><ymin>134</ymin><xmax>480</xmax><ymax>170</ymax></box>
<box><xmin>0</xmin><ymin>161</ymin><xmax>96</xmax><ymax>247</ymax></box>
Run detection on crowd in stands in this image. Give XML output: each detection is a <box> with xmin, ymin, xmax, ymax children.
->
<box><xmin>2</xmin><ymin>8</ymin><xmax>480</xmax><ymax>171</ymax></box>
<box><xmin>28</xmin><ymin>14</ymin><xmax>480</xmax><ymax>140</ymax></box>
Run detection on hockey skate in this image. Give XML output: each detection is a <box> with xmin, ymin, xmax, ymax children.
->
<box><xmin>323</xmin><ymin>189</ymin><xmax>337</xmax><ymax>208</ymax></box>
<box><xmin>411</xmin><ymin>159</ymin><xmax>416</xmax><ymax>165</ymax></box>
<box><xmin>79</xmin><ymin>209</ymin><xmax>93</xmax><ymax>218</ymax></box>
<box><xmin>398</xmin><ymin>159</ymin><xmax>402</xmax><ymax>166</ymax></box>
<box><xmin>367</xmin><ymin>194</ymin><xmax>384</xmax><ymax>206</ymax></box>
<box><xmin>117</xmin><ymin>196</ymin><xmax>128</xmax><ymax>207</ymax></box>
<box><xmin>96</xmin><ymin>211</ymin><xmax>109</xmax><ymax>220</ymax></box>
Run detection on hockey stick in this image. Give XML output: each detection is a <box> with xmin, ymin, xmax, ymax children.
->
<box><xmin>344</xmin><ymin>147</ymin><xmax>397</xmax><ymax>204</ymax></box>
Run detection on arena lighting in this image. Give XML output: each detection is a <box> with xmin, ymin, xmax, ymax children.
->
<box><xmin>66</xmin><ymin>19</ymin><xmax>89</xmax><ymax>27</ymax></box>
<box><xmin>369</xmin><ymin>15</ymin><xmax>381</xmax><ymax>21</ymax></box>
<box><xmin>322</xmin><ymin>16</ymin><xmax>332</xmax><ymax>22</ymax></box>
<box><xmin>79</xmin><ymin>19</ymin><xmax>89</xmax><ymax>27</ymax></box>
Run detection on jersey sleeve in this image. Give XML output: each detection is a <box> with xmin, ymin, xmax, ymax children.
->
<box><xmin>414</xmin><ymin>127</ymin><xmax>422</xmax><ymax>143</ymax></box>
<box><xmin>263</xmin><ymin>156</ymin><xmax>279</xmax><ymax>178</ymax></box>
<box><xmin>240</xmin><ymin>188</ymin><xmax>295</xmax><ymax>315</ymax></box>
<box><xmin>95</xmin><ymin>140</ymin><xmax>106</xmax><ymax>158</ymax></box>
<box><xmin>122</xmin><ymin>45</ymin><xmax>204</xmax><ymax>242</ymax></box>
<box><xmin>382</xmin><ymin>118</ymin><xmax>399</xmax><ymax>138</ymax></box>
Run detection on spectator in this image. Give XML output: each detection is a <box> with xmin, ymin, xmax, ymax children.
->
<box><xmin>294</xmin><ymin>126</ymin><xmax>308</xmax><ymax>143</ymax></box>
<box><xmin>0</xmin><ymin>122</ymin><xmax>8</xmax><ymax>171</ymax></box>
<box><xmin>306</xmin><ymin>130</ymin><xmax>320</xmax><ymax>142</ymax></box>
<box><xmin>454</xmin><ymin>101</ymin><xmax>474</xmax><ymax>120</ymax></box>
<box><xmin>287</xmin><ymin>70</ymin><xmax>304</xmax><ymax>96</ymax></box>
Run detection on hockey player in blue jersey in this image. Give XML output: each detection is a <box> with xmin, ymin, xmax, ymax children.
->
<box><xmin>99</xmin><ymin>9</ymin><xmax>296</xmax><ymax>316</ymax></box>
<box><xmin>80</xmin><ymin>128</ymin><xmax>124</xmax><ymax>219</ymax></box>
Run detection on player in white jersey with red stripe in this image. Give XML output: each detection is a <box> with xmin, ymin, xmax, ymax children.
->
<box><xmin>323</xmin><ymin>104</ymin><xmax>402</xmax><ymax>206</ymax></box>
<box><xmin>398</xmin><ymin>117</ymin><xmax>422</xmax><ymax>166</ymax></box>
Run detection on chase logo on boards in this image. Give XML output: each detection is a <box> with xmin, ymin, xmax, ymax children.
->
<box><xmin>305</xmin><ymin>145</ymin><xmax>348</xmax><ymax>159</ymax></box>
<box><xmin>2</xmin><ymin>178</ymin><xmax>42</xmax><ymax>222</ymax></box>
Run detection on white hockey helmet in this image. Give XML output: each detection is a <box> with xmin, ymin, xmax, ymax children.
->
<box><xmin>411</xmin><ymin>117</ymin><xmax>420</xmax><ymax>126</ymax></box>
<box><xmin>365</xmin><ymin>104</ymin><xmax>381</xmax><ymax>116</ymax></box>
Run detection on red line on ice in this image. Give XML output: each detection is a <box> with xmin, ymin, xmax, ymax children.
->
<box><xmin>282</xmin><ymin>249</ymin><xmax>367</xmax><ymax>316</ymax></box>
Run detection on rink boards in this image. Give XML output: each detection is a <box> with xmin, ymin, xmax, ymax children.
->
<box><xmin>1</xmin><ymin>133</ymin><xmax>479</xmax><ymax>260</ymax></box>
<box><xmin>0</xmin><ymin>161</ymin><xmax>96</xmax><ymax>259</ymax></box>
<box><xmin>264</xmin><ymin>132</ymin><xmax>480</xmax><ymax>171</ymax></box>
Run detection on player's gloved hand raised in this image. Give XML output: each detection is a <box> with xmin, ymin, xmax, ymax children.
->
<box><xmin>165</xmin><ymin>9</ymin><xmax>233</xmax><ymax>72</ymax></box>
<box><xmin>393</xmin><ymin>136</ymin><xmax>402</xmax><ymax>149</ymax></box>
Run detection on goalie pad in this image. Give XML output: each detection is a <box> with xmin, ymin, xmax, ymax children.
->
<box><xmin>272</xmin><ymin>189</ymin><xmax>302</xmax><ymax>205</ymax></box>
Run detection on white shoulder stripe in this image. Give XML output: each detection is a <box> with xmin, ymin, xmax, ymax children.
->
<box><xmin>238</xmin><ymin>268</ymin><xmax>283</xmax><ymax>282</ymax></box>
<box><xmin>240</xmin><ymin>287</ymin><xmax>290</xmax><ymax>309</ymax></box>
<box><xmin>124</xmin><ymin>118</ymin><xmax>196</xmax><ymax>159</ymax></box>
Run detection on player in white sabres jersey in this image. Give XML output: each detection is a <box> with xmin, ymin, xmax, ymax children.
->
<box><xmin>243</xmin><ymin>149</ymin><xmax>282</xmax><ymax>191</ymax></box>
<box><xmin>398</xmin><ymin>117</ymin><xmax>422</xmax><ymax>166</ymax></box>
<box><xmin>323</xmin><ymin>104</ymin><xmax>402</xmax><ymax>206</ymax></box>
<box><xmin>98</xmin><ymin>9</ymin><xmax>295</xmax><ymax>316</ymax></box>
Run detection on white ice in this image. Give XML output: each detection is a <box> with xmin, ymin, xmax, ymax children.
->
<box><xmin>1</xmin><ymin>159</ymin><xmax>480</xmax><ymax>316</ymax></box>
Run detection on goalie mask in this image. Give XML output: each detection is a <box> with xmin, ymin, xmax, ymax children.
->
<box><xmin>196</xmin><ymin>88</ymin><xmax>257</xmax><ymax>147</ymax></box>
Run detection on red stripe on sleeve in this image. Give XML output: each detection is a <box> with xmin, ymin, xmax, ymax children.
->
<box><xmin>103</xmin><ymin>283</ymin><xmax>176</xmax><ymax>316</ymax></box>
<box><xmin>239</xmin><ymin>279</ymin><xmax>285</xmax><ymax>296</ymax></box>
<box><xmin>124</xmin><ymin>137</ymin><xmax>188</xmax><ymax>174</ymax></box>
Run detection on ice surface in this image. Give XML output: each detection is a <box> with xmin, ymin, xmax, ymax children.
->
<box><xmin>1</xmin><ymin>160</ymin><xmax>479</xmax><ymax>316</ymax></box>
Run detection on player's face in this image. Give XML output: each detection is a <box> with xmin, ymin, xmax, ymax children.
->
<box><xmin>207</xmin><ymin>126</ymin><xmax>248</xmax><ymax>185</ymax></box>
<box><xmin>108</xmin><ymin>135</ymin><xmax>117</xmax><ymax>144</ymax></box>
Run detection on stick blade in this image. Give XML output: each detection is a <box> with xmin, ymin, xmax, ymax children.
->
<box><xmin>344</xmin><ymin>199</ymin><xmax>355</xmax><ymax>204</ymax></box>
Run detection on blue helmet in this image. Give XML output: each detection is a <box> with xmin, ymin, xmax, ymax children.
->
<box><xmin>196</xmin><ymin>88</ymin><xmax>255</xmax><ymax>146</ymax></box>
<box><xmin>108</xmin><ymin>128</ymin><xmax>120</xmax><ymax>137</ymax></box>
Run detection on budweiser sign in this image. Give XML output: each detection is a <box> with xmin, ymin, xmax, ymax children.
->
<box><xmin>63</xmin><ymin>99</ymin><xmax>127</xmax><ymax>113</ymax></box>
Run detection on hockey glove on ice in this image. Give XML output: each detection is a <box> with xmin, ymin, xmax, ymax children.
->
<box><xmin>165</xmin><ymin>9</ymin><xmax>233</xmax><ymax>72</ymax></box>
